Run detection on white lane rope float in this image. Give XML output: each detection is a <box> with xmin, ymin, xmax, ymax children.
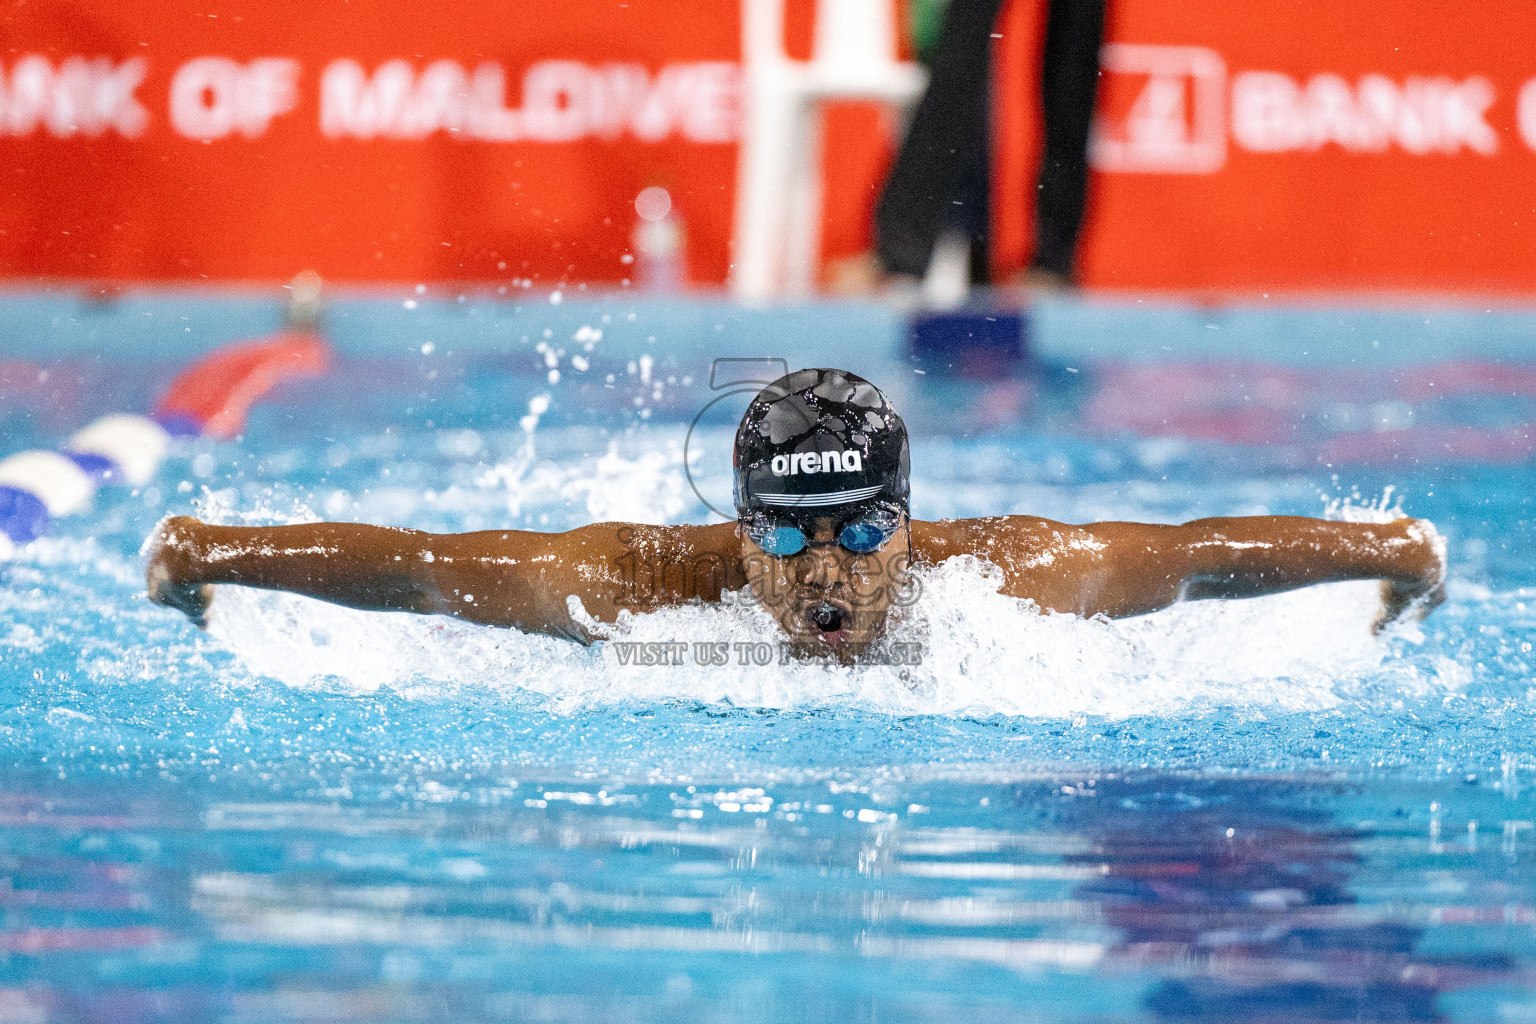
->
<box><xmin>0</xmin><ymin>324</ymin><xmax>330</xmax><ymax>559</ymax></box>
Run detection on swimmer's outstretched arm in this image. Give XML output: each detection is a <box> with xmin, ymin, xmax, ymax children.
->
<box><xmin>144</xmin><ymin>516</ymin><xmax>743</xmax><ymax>642</ymax></box>
<box><xmin>915</xmin><ymin>515</ymin><xmax>1445</xmax><ymax>630</ymax></box>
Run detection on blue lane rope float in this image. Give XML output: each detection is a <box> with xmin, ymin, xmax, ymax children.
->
<box><xmin>0</xmin><ymin>415</ymin><xmax>172</xmax><ymax>557</ymax></box>
<box><xmin>0</xmin><ymin>273</ymin><xmax>329</xmax><ymax>559</ymax></box>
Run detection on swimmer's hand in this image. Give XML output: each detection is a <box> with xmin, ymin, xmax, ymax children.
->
<box><xmin>1372</xmin><ymin>578</ymin><xmax>1445</xmax><ymax>634</ymax></box>
<box><xmin>144</xmin><ymin>516</ymin><xmax>213</xmax><ymax>627</ymax></box>
<box><xmin>1371</xmin><ymin>518</ymin><xmax>1447</xmax><ymax>634</ymax></box>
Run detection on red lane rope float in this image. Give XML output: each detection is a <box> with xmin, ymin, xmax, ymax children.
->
<box><xmin>152</xmin><ymin>329</ymin><xmax>332</xmax><ymax>439</ymax></box>
<box><xmin>0</xmin><ymin>325</ymin><xmax>332</xmax><ymax>555</ymax></box>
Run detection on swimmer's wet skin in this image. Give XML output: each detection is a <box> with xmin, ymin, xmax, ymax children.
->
<box><xmin>143</xmin><ymin>369</ymin><xmax>1447</xmax><ymax>658</ymax></box>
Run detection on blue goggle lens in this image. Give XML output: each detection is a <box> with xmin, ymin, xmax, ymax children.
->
<box><xmin>747</xmin><ymin>508</ymin><xmax>901</xmax><ymax>557</ymax></box>
<box><xmin>839</xmin><ymin>519</ymin><xmax>893</xmax><ymax>552</ymax></box>
<box><xmin>757</xmin><ymin>525</ymin><xmax>808</xmax><ymax>556</ymax></box>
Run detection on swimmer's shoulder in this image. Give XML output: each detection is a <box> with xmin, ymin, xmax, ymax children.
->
<box><xmin>581</xmin><ymin>520</ymin><xmax>738</xmax><ymax>548</ymax></box>
<box><xmin>911</xmin><ymin>514</ymin><xmax>1078</xmax><ymax>562</ymax></box>
<box><xmin>547</xmin><ymin>520</ymin><xmax>740</xmax><ymax>563</ymax></box>
<box><xmin>458</xmin><ymin>520</ymin><xmax>736</xmax><ymax>547</ymax></box>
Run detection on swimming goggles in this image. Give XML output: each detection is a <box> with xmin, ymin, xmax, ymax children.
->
<box><xmin>742</xmin><ymin>503</ymin><xmax>905</xmax><ymax>557</ymax></box>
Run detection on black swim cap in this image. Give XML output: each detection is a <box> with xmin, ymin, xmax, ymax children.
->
<box><xmin>733</xmin><ymin>368</ymin><xmax>909</xmax><ymax>514</ymax></box>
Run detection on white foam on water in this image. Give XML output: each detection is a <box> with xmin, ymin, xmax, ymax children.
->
<box><xmin>202</xmin><ymin>553</ymin><xmax>1426</xmax><ymax>719</ymax></box>
<box><xmin>204</xmin><ymin>585</ymin><xmax>593</xmax><ymax>700</ymax></box>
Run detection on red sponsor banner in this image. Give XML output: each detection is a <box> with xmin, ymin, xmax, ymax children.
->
<box><xmin>0</xmin><ymin>0</ymin><xmax>758</xmax><ymax>284</ymax></box>
<box><xmin>3</xmin><ymin>0</ymin><xmax>1535</xmax><ymax>294</ymax></box>
<box><xmin>993</xmin><ymin>0</ymin><xmax>1536</xmax><ymax>294</ymax></box>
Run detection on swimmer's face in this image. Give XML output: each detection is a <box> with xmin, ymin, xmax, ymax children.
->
<box><xmin>736</xmin><ymin>511</ymin><xmax>913</xmax><ymax>660</ymax></box>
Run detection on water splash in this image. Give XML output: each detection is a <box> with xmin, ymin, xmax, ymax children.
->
<box><xmin>1322</xmin><ymin>484</ymin><xmax>1404</xmax><ymax>523</ymax></box>
<box><xmin>201</xmin><ymin>554</ymin><xmax>1440</xmax><ymax>719</ymax></box>
<box><xmin>476</xmin><ymin>439</ymin><xmax>692</xmax><ymax>525</ymax></box>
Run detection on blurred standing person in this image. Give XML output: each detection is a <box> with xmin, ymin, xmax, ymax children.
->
<box><xmin>841</xmin><ymin>0</ymin><xmax>1107</xmax><ymax>293</ymax></box>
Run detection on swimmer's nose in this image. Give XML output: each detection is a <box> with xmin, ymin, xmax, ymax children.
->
<box><xmin>796</xmin><ymin>539</ymin><xmax>844</xmax><ymax>586</ymax></box>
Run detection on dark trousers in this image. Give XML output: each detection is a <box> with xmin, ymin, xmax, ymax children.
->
<box><xmin>874</xmin><ymin>0</ymin><xmax>1106</xmax><ymax>281</ymax></box>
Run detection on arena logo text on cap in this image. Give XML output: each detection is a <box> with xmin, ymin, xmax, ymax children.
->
<box><xmin>770</xmin><ymin>451</ymin><xmax>863</xmax><ymax>476</ymax></box>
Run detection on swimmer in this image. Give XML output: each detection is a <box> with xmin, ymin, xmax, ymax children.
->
<box><xmin>144</xmin><ymin>368</ymin><xmax>1446</xmax><ymax>658</ymax></box>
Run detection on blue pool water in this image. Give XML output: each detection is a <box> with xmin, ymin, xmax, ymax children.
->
<box><xmin>3</xmin><ymin>290</ymin><xmax>1536</xmax><ymax>1021</ymax></box>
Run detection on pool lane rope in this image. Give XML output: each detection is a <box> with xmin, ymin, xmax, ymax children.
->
<box><xmin>0</xmin><ymin>328</ymin><xmax>330</xmax><ymax>559</ymax></box>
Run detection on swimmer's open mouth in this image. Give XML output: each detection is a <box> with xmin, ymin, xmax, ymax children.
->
<box><xmin>806</xmin><ymin>601</ymin><xmax>852</xmax><ymax>647</ymax></box>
